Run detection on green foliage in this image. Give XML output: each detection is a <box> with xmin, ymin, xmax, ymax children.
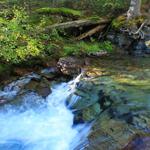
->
<box><xmin>59</xmin><ymin>0</ymin><xmax>130</xmax><ymax>16</ymax></box>
<box><xmin>100</xmin><ymin>41</ymin><xmax>113</xmax><ymax>52</ymax></box>
<box><xmin>37</xmin><ymin>15</ymin><xmax>53</xmax><ymax>27</ymax></box>
<box><xmin>0</xmin><ymin>7</ymin><xmax>43</xmax><ymax>63</ymax></box>
<box><xmin>89</xmin><ymin>0</ymin><xmax>130</xmax><ymax>15</ymax></box>
<box><xmin>62</xmin><ymin>41</ymin><xmax>113</xmax><ymax>56</ymax></box>
<box><xmin>36</xmin><ymin>7</ymin><xmax>82</xmax><ymax>17</ymax></box>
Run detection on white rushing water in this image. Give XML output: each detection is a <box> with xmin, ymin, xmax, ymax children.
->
<box><xmin>0</xmin><ymin>74</ymin><xmax>91</xmax><ymax>150</ymax></box>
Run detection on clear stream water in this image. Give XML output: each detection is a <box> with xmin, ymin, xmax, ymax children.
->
<box><xmin>0</xmin><ymin>74</ymin><xmax>90</xmax><ymax>150</ymax></box>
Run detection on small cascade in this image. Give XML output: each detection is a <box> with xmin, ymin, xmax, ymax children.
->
<box><xmin>0</xmin><ymin>73</ymin><xmax>91</xmax><ymax>150</ymax></box>
<box><xmin>0</xmin><ymin>73</ymin><xmax>40</xmax><ymax>100</ymax></box>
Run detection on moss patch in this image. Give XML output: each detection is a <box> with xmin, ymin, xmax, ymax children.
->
<box><xmin>36</xmin><ymin>7</ymin><xmax>82</xmax><ymax>17</ymax></box>
<box><xmin>112</xmin><ymin>15</ymin><xmax>145</xmax><ymax>29</ymax></box>
<box><xmin>62</xmin><ymin>41</ymin><xmax>114</xmax><ymax>56</ymax></box>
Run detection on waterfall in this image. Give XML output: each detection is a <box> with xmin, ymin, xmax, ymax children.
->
<box><xmin>0</xmin><ymin>73</ymin><xmax>91</xmax><ymax>150</ymax></box>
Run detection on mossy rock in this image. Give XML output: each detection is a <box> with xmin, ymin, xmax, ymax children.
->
<box><xmin>112</xmin><ymin>15</ymin><xmax>145</xmax><ymax>29</ymax></box>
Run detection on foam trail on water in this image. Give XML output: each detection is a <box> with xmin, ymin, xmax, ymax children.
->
<box><xmin>0</xmin><ymin>73</ymin><xmax>91</xmax><ymax>150</ymax></box>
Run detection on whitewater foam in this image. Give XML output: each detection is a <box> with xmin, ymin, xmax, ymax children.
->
<box><xmin>0</xmin><ymin>74</ymin><xmax>90</xmax><ymax>150</ymax></box>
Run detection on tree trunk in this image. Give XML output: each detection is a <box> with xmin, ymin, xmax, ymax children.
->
<box><xmin>127</xmin><ymin>0</ymin><xmax>142</xmax><ymax>19</ymax></box>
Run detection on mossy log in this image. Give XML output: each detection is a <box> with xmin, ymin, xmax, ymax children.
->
<box><xmin>45</xmin><ymin>18</ymin><xmax>110</xmax><ymax>31</ymax></box>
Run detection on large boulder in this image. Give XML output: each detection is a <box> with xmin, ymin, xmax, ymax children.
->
<box><xmin>57</xmin><ymin>57</ymin><xmax>85</xmax><ymax>76</ymax></box>
<box><xmin>70</xmin><ymin>67</ymin><xmax>150</xmax><ymax>149</ymax></box>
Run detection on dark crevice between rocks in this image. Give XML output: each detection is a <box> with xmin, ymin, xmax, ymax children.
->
<box><xmin>72</xmin><ymin>89</ymin><xmax>114</xmax><ymax>125</ymax></box>
<box><xmin>98</xmin><ymin>90</ymin><xmax>113</xmax><ymax>111</ymax></box>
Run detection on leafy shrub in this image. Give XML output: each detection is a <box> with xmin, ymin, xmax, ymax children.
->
<box><xmin>88</xmin><ymin>0</ymin><xmax>130</xmax><ymax>15</ymax></box>
<box><xmin>0</xmin><ymin>7</ymin><xmax>43</xmax><ymax>63</ymax></box>
<box><xmin>57</xmin><ymin>0</ymin><xmax>130</xmax><ymax>16</ymax></box>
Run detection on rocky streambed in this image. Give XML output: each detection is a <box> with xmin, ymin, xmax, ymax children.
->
<box><xmin>0</xmin><ymin>55</ymin><xmax>150</xmax><ymax>150</ymax></box>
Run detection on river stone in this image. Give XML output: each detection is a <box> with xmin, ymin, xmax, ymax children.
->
<box><xmin>57</xmin><ymin>57</ymin><xmax>84</xmax><ymax>75</ymax></box>
<box><xmin>40</xmin><ymin>67</ymin><xmax>60</xmax><ymax>80</ymax></box>
<box><xmin>24</xmin><ymin>77</ymin><xmax>51</xmax><ymax>98</ymax></box>
<box><xmin>88</xmin><ymin>51</ymin><xmax>108</xmax><ymax>57</ymax></box>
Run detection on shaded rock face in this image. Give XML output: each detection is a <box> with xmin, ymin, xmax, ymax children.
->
<box><xmin>131</xmin><ymin>40</ymin><xmax>150</xmax><ymax>56</ymax></box>
<box><xmin>57</xmin><ymin>57</ymin><xmax>85</xmax><ymax>76</ymax></box>
<box><xmin>107</xmin><ymin>26</ymin><xmax>150</xmax><ymax>56</ymax></box>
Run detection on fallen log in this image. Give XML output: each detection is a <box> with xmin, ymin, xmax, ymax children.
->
<box><xmin>45</xmin><ymin>18</ymin><xmax>110</xmax><ymax>31</ymax></box>
<box><xmin>76</xmin><ymin>24</ymin><xmax>106</xmax><ymax>40</ymax></box>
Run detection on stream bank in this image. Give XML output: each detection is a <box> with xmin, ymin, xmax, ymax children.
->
<box><xmin>0</xmin><ymin>55</ymin><xmax>150</xmax><ymax>150</ymax></box>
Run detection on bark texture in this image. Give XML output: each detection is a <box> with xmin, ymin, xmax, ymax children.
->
<box><xmin>127</xmin><ymin>0</ymin><xmax>142</xmax><ymax>19</ymax></box>
<box><xmin>45</xmin><ymin>19</ymin><xmax>109</xmax><ymax>30</ymax></box>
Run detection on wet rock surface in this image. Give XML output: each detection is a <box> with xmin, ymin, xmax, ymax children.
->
<box><xmin>24</xmin><ymin>77</ymin><xmax>51</xmax><ymax>98</ymax></box>
<box><xmin>69</xmin><ymin>56</ymin><xmax>150</xmax><ymax>149</ymax></box>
